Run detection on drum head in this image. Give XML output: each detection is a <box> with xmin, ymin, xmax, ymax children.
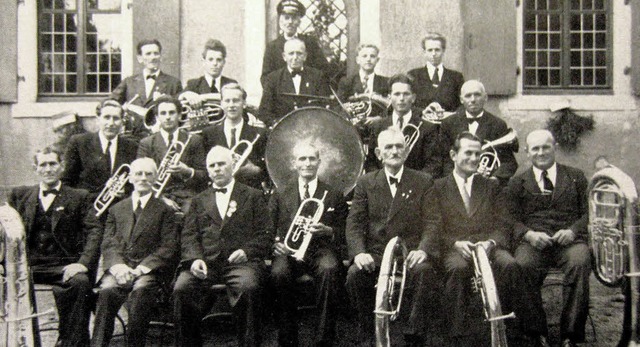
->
<box><xmin>266</xmin><ymin>107</ymin><xmax>365</xmax><ymax>195</ymax></box>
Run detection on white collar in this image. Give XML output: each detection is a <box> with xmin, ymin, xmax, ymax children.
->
<box><xmin>298</xmin><ymin>176</ymin><xmax>318</xmax><ymax>196</ymax></box>
<box><xmin>426</xmin><ymin>62</ymin><xmax>443</xmax><ymax>72</ymax></box>
<box><xmin>143</xmin><ymin>69</ymin><xmax>159</xmax><ymax>79</ymax></box>
<box><xmin>359</xmin><ymin>70</ymin><xmax>374</xmax><ymax>80</ymax></box>
<box><xmin>98</xmin><ymin>131</ymin><xmax>118</xmax><ymax>148</ymax></box>
<box><xmin>384</xmin><ymin>166</ymin><xmax>404</xmax><ymax>183</ymax></box>
<box><xmin>453</xmin><ymin>170</ymin><xmax>474</xmax><ymax>187</ymax></box>
<box><xmin>224</xmin><ymin>118</ymin><xmax>244</xmax><ymax>131</ymax></box>
<box><xmin>465</xmin><ymin>110</ymin><xmax>484</xmax><ymax>120</ymax></box>
<box><xmin>213</xmin><ymin>179</ymin><xmax>235</xmax><ymax>193</ymax></box>
<box><xmin>132</xmin><ymin>191</ymin><xmax>153</xmax><ymax>209</ymax></box>
<box><xmin>160</xmin><ymin>128</ymin><xmax>180</xmax><ymax>144</ymax></box>
<box><xmin>204</xmin><ymin>73</ymin><xmax>221</xmax><ymax>89</ymax></box>
<box><xmin>39</xmin><ymin>181</ymin><xmax>62</xmax><ymax>193</ymax></box>
<box><xmin>288</xmin><ymin>67</ymin><xmax>304</xmax><ymax>74</ymax></box>
<box><xmin>532</xmin><ymin>163</ymin><xmax>557</xmax><ymax>182</ymax></box>
<box><xmin>392</xmin><ymin>110</ymin><xmax>412</xmax><ymax>123</ymax></box>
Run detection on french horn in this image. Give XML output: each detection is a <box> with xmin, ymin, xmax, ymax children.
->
<box><xmin>283</xmin><ymin>191</ymin><xmax>328</xmax><ymax>261</ymax></box>
<box><xmin>477</xmin><ymin>129</ymin><xmax>518</xmax><ymax>178</ymax></box>
<box><xmin>374</xmin><ymin>236</ymin><xmax>408</xmax><ymax>347</ymax></box>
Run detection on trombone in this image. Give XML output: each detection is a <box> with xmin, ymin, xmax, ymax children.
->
<box><xmin>94</xmin><ymin>164</ymin><xmax>131</xmax><ymax>217</ymax></box>
<box><xmin>152</xmin><ymin>136</ymin><xmax>191</xmax><ymax>198</ymax></box>
<box><xmin>477</xmin><ymin>129</ymin><xmax>518</xmax><ymax>177</ymax></box>
<box><xmin>283</xmin><ymin>191</ymin><xmax>328</xmax><ymax>261</ymax></box>
<box><xmin>231</xmin><ymin>134</ymin><xmax>261</xmax><ymax>175</ymax></box>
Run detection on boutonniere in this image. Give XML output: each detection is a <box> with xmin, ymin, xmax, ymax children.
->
<box><xmin>305</xmin><ymin>82</ymin><xmax>309</xmax><ymax>88</ymax></box>
<box><xmin>226</xmin><ymin>200</ymin><xmax>237</xmax><ymax>218</ymax></box>
<box><xmin>400</xmin><ymin>189</ymin><xmax>413</xmax><ymax>200</ymax></box>
<box><xmin>55</xmin><ymin>206</ymin><xmax>65</xmax><ymax>212</ymax></box>
<box><xmin>326</xmin><ymin>207</ymin><xmax>335</xmax><ymax>212</ymax></box>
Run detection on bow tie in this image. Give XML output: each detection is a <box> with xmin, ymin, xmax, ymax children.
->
<box><xmin>290</xmin><ymin>69</ymin><xmax>302</xmax><ymax>77</ymax></box>
<box><xmin>42</xmin><ymin>189</ymin><xmax>59</xmax><ymax>197</ymax></box>
<box><xmin>213</xmin><ymin>187</ymin><xmax>228</xmax><ymax>194</ymax></box>
<box><xmin>466</xmin><ymin>116</ymin><xmax>480</xmax><ymax>124</ymax></box>
<box><xmin>389</xmin><ymin>177</ymin><xmax>399</xmax><ymax>186</ymax></box>
<box><xmin>146</xmin><ymin>74</ymin><xmax>157</xmax><ymax>80</ymax></box>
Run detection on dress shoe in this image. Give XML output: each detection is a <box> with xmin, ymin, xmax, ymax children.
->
<box><xmin>537</xmin><ymin>335</ymin><xmax>551</xmax><ymax>347</ymax></box>
<box><xmin>561</xmin><ymin>339</ymin><xmax>578</xmax><ymax>347</ymax></box>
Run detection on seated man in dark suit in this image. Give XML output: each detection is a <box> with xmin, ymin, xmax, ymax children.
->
<box><xmin>346</xmin><ymin>128</ymin><xmax>438</xmax><ymax>346</ymax></box>
<box><xmin>201</xmin><ymin>83</ymin><xmax>268</xmax><ymax>190</ymax></box>
<box><xmin>173</xmin><ymin>146</ymin><xmax>272</xmax><ymax>347</ymax></box>
<box><xmin>259</xmin><ymin>38</ymin><xmax>331</xmax><ymax>127</ymax></box>
<box><xmin>269</xmin><ymin>143</ymin><xmax>348</xmax><ymax>347</ymax></box>
<box><xmin>110</xmin><ymin>39</ymin><xmax>183</xmax><ymax>141</ymax></box>
<box><xmin>505</xmin><ymin>130</ymin><xmax>591</xmax><ymax>347</ymax></box>
<box><xmin>336</xmin><ymin>43</ymin><xmax>389</xmax><ymax>103</ymax></box>
<box><xmin>62</xmin><ymin>99</ymin><xmax>138</xmax><ymax>200</ymax></box>
<box><xmin>440</xmin><ymin>80</ymin><xmax>518</xmax><ymax>186</ymax></box>
<box><xmin>407</xmin><ymin>32</ymin><xmax>464</xmax><ymax>113</ymax></box>
<box><xmin>261</xmin><ymin>0</ymin><xmax>329</xmax><ymax>82</ymax></box>
<box><xmin>91</xmin><ymin>158</ymin><xmax>178</xmax><ymax>347</ymax></box>
<box><xmin>9</xmin><ymin>146</ymin><xmax>102</xmax><ymax>347</ymax></box>
<box><xmin>137</xmin><ymin>95</ymin><xmax>208</xmax><ymax>213</ymax></box>
<box><xmin>423</xmin><ymin>132</ymin><xmax>522</xmax><ymax>346</ymax></box>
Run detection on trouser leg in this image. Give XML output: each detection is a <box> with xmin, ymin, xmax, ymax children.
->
<box><xmin>126</xmin><ymin>274</ymin><xmax>161</xmax><ymax>347</ymax></box>
<box><xmin>346</xmin><ymin>263</ymin><xmax>376</xmax><ymax>344</ymax></box>
<box><xmin>51</xmin><ymin>273</ymin><xmax>94</xmax><ymax>347</ymax></box>
<box><xmin>91</xmin><ymin>274</ymin><xmax>129</xmax><ymax>347</ymax></box>
<box><xmin>557</xmin><ymin>242</ymin><xmax>591</xmax><ymax>342</ymax></box>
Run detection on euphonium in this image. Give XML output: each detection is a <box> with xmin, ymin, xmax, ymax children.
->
<box><xmin>374</xmin><ymin>236</ymin><xmax>408</xmax><ymax>347</ymax></box>
<box><xmin>402</xmin><ymin>121</ymin><xmax>423</xmax><ymax>155</ymax></box>
<box><xmin>231</xmin><ymin>134</ymin><xmax>261</xmax><ymax>176</ymax></box>
<box><xmin>180</xmin><ymin>101</ymin><xmax>225</xmax><ymax>134</ymax></box>
<box><xmin>477</xmin><ymin>129</ymin><xmax>518</xmax><ymax>177</ymax></box>
<box><xmin>470</xmin><ymin>242</ymin><xmax>515</xmax><ymax>347</ymax></box>
<box><xmin>283</xmin><ymin>191</ymin><xmax>328</xmax><ymax>261</ymax></box>
<box><xmin>588</xmin><ymin>165</ymin><xmax>640</xmax><ymax>345</ymax></box>
<box><xmin>93</xmin><ymin>164</ymin><xmax>131</xmax><ymax>217</ymax></box>
<box><xmin>152</xmin><ymin>136</ymin><xmax>191</xmax><ymax>198</ymax></box>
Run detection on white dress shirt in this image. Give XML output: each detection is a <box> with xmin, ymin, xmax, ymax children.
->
<box><xmin>426</xmin><ymin>62</ymin><xmax>443</xmax><ymax>85</ymax></box>
<box><xmin>39</xmin><ymin>181</ymin><xmax>62</xmax><ymax>212</ymax></box>
<box><xmin>453</xmin><ymin>170</ymin><xmax>474</xmax><ymax>199</ymax></box>
<box><xmin>98</xmin><ymin>131</ymin><xmax>118</xmax><ymax>172</ymax></box>
<box><xmin>289</xmin><ymin>68</ymin><xmax>303</xmax><ymax>94</ymax></box>
<box><xmin>392</xmin><ymin>110</ymin><xmax>413</xmax><ymax>130</ymax></box>
<box><xmin>466</xmin><ymin>110</ymin><xmax>484</xmax><ymax>135</ymax></box>
<box><xmin>159</xmin><ymin>128</ymin><xmax>180</xmax><ymax>147</ymax></box>
<box><xmin>359</xmin><ymin>71</ymin><xmax>375</xmax><ymax>93</ymax></box>
<box><xmin>298</xmin><ymin>176</ymin><xmax>318</xmax><ymax>200</ymax></box>
<box><xmin>143</xmin><ymin>69</ymin><xmax>159</xmax><ymax>98</ymax></box>
<box><xmin>213</xmin><ymin>179</ymin><xmax>235</xmax><ymax>218</ymax></box>
<box><xmin>131</xmin><ymin>191</ymin><xmax>152</xmax><ymax>211</ymax></box>
<box><xmin>223</xmin><ymin>119</ymin><xmax>244</xmax><ymax>147</ymax></box>
<box><xmin>204</xmin><ymin>73</ymin><xmax>223</xmax><ymax>93</ymax></box>
<box><xmin>384</xmin><ymin>166</ymin><xmax>404</xmax><ymax>198</ymax></box>
<box><xmin>532</xmin><ymin>163</ymin><xmax>557</xmax><ymax>193</ymax></box>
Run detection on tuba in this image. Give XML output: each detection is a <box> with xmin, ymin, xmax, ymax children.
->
<box><xmin>231</xmin><ymin>134</ymin><xmax>261</xmax><ymax>176</ymax></box>
<box><xmin>282</xmin><ymin>191</ymin><xmax>328</xmax><ymax>261</ymax></box>
<box><xmin>152</xmin><ymin>136</ymin><xmax>191</xmax><ymax>198</ymax></box>
<box><xmin>402</xmin><ymin>122</ymin><xmax>423</xmax><ymax>155</ymax></box>
<box><xmin>93</xmin><ymin>164</ymin><xmax>131</xmax><ymax>217</ymax></box>
<box><xmin>374</xmin><ymin>236</ymin><xmax>408</xmax><ymax>347</ymax></box>
<box><xmin>477</xmin><ymin>129</ymin><xmax>518</xmax><ymax>177</ymax></box>
<box><xmin>588</xmin><ymin>165</ymin><xmax>640</xmax><ymax>345</ymax></box>
<box><xmin>470</xmin><ymin>242</ymin><xmax>515</xmax><ymax>347</ymax></box>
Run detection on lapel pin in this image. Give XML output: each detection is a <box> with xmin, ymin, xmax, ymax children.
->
<box><xmin>55</xmin><ymin>206</ymin><xmax>65</xmax><ymax>212</ymax></box>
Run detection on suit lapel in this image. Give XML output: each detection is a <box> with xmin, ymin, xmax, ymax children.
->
<box><xmin>468</xmin><ymin>176</ymin><xmax>485</xmax><ymax>217</ymax></box>
<box><xmin>221</xmin><ymin>184</ymin><xmax>248</xmax><ymax>228</ymax></box>
<box><xmin>388</xmin><ymin>170</ymin><xmax>414</xmax><ymax>220</ymax></box>
<box><xmin>445</xmin><ymin>175</ymin><xmax>469</xmax><ymax>218</ymax></box>
<box><xmin>284</xmin><ymin>183</ymin><xmax>301</xmax><ymax>220</ymax></box>
<box><xmin>119</xmin><ymin>199</ymin><xmax>135</xmax><ymax>242</ymax></box>
<box><xmin>49</xmin><ymin>187</ymin><xmax>70</xmax><ymax>232</ymax></box>
<box><xmin>203</xmin><ymin>189</ymin><xmax>223</xmax><ymax>225</ymax></box>
<box><xmin>130</xmin><ymin>197</ymin><xmax>160</xmax><ymax>244</ymax></box>
<box><xmin>24</xmin><ymin>187</ymin><xmax>40</xmax><ymax>233</ymax></box>
<box><xmin>282</xmin><ymin>70</ymin><xmax>296</xmax><ymax>94</ymax></box>
<box><xmin>552</xmin><ymin>165</ymin><xmax>571</xmax><ymax>203</ymax></box>
<box><xmin>133</xmin><ymin>74</ymin><xmax>148</xmax><ymax>105</ymax></box>
<box><xmin>522</xmin><ymin>168</ymin><xmax>542</xmax><ymax>195</ymax></box>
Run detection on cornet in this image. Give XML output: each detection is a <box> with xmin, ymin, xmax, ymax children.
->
<box><xmin>374</xmin><ymin>236</ymin><xmax>408</xmax><ymax>347</ymax></box>
<box><xmin>283</xmin><ymin>191</ymin><xmax>328</xmax><ymax>261</ymax></box>
<box><xmin>231</xmin><ymin>134</ymin><xmax>261</xmax><ymax>175</ymax></box>
<box><xmin>477</xmin><ymin>129</ymin><xmax>518</xmax><ymax>177</ymax></box>
<box><xmin>180</xmin><ymin>101</ymin><xmax>225</xmax><ymax>134</ymax></box>
<box><xmin>94</xmin><ymin>164</ymin><xmax>131</xmax><ymax>217</ymax></box>
<box><xmin>402</xmin><ymin>121</ymin><xmax>423</xmax><ymax>155</ymax></box>
<box><xmin>152</xmin><ymin>136</ymin><xmax>191</xmax><ymax>198</ymax></box>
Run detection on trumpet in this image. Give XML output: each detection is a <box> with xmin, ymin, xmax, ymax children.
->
<box><xmin>402</xmin><ymin>121</ymin><xmax>423</xmax><ymax>155</ymax></box>
<box><xmin>94</xmin><ymin>164</ymin><xmax>131</xmax><ymax>217</ymax></box>
<box><xmin>283</xmin><ymin>191</ymin><xmax>328</xmax><ymax>261</ymax></box>
<box><xmin>477</xmin><ymin>129</ymin><xmax>518</xmax><ymax>177</ymax></box>
<box><xmin>470</xmin><ymin>242</ymin><xmax>515</xmax><ymax>347</ymax></box>
<box><xmin>374</xmin><ymin>236</ymin><xmax>408</xmax><ymax>347</ymax></box>
<box><xmin>231</xmin><ymin>134</ymin><xmax>261</xmax><ymax>175</ymax></box>
<box><xmin>152</xmin><ymin>136</ymin><xmax>191</xmax><ymax>198</ymax></box>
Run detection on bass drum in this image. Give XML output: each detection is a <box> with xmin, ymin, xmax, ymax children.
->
<box><xmin>265</xmin><ymin>107</ymin><xmax>365</xmax><ymax>195</ymax></box>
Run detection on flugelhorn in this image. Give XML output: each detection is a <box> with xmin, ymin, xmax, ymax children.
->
<box><xmin>94</xmin><ymin>164</ymin><xmax>131</xmax><ymax>217</ymax></box>
<box><xmin>477</xmin><ymin>129</ymin><xmax>518</xmax><ymax>177</ymax></box>
<box><xmin>374</xmin><ymin>236</ymin><xmax>408</xmax><ymax>347</ymax></box>
<box><xmin>283</xmin><ymin>190</ymin><xmax>328</xmax><ymax>261</ymax></box>
<box><xmin>470</xmin><ymin>242</ymin><xmax>515</xmax><ymax>347</ymax></box>
<box><xmin>231</xmin><ymin>134</ymin><xmax>261</xmax><ymax>175</ymax></box>
<box><xmin>152</xmin><ymin>136</ymin><xmax>191</xmax><ymax>198</ymax></box>
<box><xmin>402</xmin><ymin>121</ymin><xmax>423</xmax><ymax>155</ymax></box>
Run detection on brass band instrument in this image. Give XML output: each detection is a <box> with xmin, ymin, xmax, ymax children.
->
<box><xmin>122</xmin><ymin>94</ymin><xmax>153</xmax><ymax>135</ymax></box>
<box><xmin>143</xmin><ymin>101</ymin><xmax>225</xmax><ymax>134</ymax></box>
<box><xmin>231</xmin><ymin>134</ymin><xmax>261</xmax><ymax>176</ymax></box>
<box><xmin>374</xmin><ymin>236</ymin><xmax>408</xmax><ymax>347</ymax></box>
<box><xmin>283</xmin><ymin>191</ymin><xmax>328</xmax><ymax>261</ymax></box>
<box><xmin>152</xmin><ymin>136</ymin><xmax>191</xmax><ymax>198</ymax></box>
<box><xmin>588</xmin><ymin>165</ymin><xmax>640</xmax><ymax>345</ymax></box>
<box><xmin>470</xmin><ymin>242</ymin><xmax>515</xmax><ymax>347</ymax></box>
<box><xmin>402</xmin><ymin>121</ymin><xmax>423</xmax><ymax>155</ymax></box>
<box><xmin>340</xmin><ymin>93</ymin><xmax>391</xmax><ymax>125</ymax></box>
<box><xmin>477</xmin><ymin>129</ymin><xmax>518</xmax><ymax>177</ymax></box>
<box><xmin>421</xmin><ymin>103</ymin><xmax>455</xmax><ymax>124</ymax></box>
<box><xmin>93</xmin><ymin>164</ymin><xmax>131</xmax><ymax>217</ymax></box>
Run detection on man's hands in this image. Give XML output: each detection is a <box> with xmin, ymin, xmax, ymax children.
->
<box><xmin>525</xmin><ymin>229</ymin><xmax>575</xmax><ymax>250</ymax></box>
<box><xmin>167</xmin><ymin>161</ymin><xmax>194</xmax><ymax>180</ymax></box>
<box><xmin>551</xmin><ymin>229</ymin><xmax>576</xmax><ymax>246</ymax></box>
<box><xmin>228</xmin><ymin>249</ymin><xmax>248</xmax><ymax>264</ymax></box>
<box><xmin>161</xmin><ymin>196</ymin><xmax>181</xmax><ymax>212</ymax></box>
<box><xmin>273</xmin><ymin>242</ymin><xmax>292</xmax><ymax>257</ymax></box>
<box><xmin>62</xmin><ymin>263</ymin><xmax>88</xmax><ymax>283</ymax></box>
<box><xmin>307</xmin><ymin>223</ymin><xmax>333</xmax><ymax>237</ymax></box>
<box><xmin>110</xmin><ymin>264</ymin><xmax>136</xmax><ymax>286</ymax></box>
<box><xmin>406</xmin><ymin>250</ymin><xmax>427</xmax><ymax>269</ymax></box>
<box><xmin>354</xmin><ymin>253</ymin><xmax>375</xmax><ymax>272</ymax></box>
<box><xmin>190</xmin><ymin>259</ymin><xmax>208</xmax><ymax>279</ymax></box>
<box><xmin>454</xmin><ymin>241</ymin><xmax>474</xmax><ymax>259</ymax></box>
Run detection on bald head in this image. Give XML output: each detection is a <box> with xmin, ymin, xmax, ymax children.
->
<box><xmin>525</xmin><ymin>129</ymin><xmax>555</xmax><ymax>147</ymax></box>
<box><xmin>460</xmin><ymin>80</ymin><xmax>487</xmax><ymax>116</ymax></box>
<box><xmin>525</xmin><ymin>129</ymin><xmax>557</xmax><ymax>170</ymax></box>
<box><xmin>206</xmin><ymin>146</ymin><xmax>235</xmax><ymax>187</ymax></box>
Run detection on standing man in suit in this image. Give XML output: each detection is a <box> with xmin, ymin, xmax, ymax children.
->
<box><xmin>91</xmin><ymin>158</ymin><xmax>178</xmax><ymax>347</ymax></box>
<box><xmin>346</xmin><ymin>128</ymin><xmax>438</xmax><ymax>346</ymax></box>
<box><xmin>62</xmin><ymin>99</ymin><xmax>138</xmax><ymax>199</ymax></box>
<box><xmin>9</xmin><ymin>146</ymin><xmax>102</xmax><ymax>347</ymax></box>
<box><xmin>137</xmin><ymin>95</ymin><xmax>208</xmax><ymax>213</ymax></box>
<box><xmin>262</xmin><ymin>0</ymin><xmax>329</xmax><ymax>82</ymax></box>
<box><xmin>505</xmin><ymin>130</ymin><xmax>591</xmax><ymax>347</ymax></box>
<box><xmin>408</xmin><ymin>32</ymin><xmax>464</xmax><ymax>113</ymax></box>
<box><xmin>269</xmin><ymin>143</ymin><xmax>348</xmax><ymax>347</ymax></box>
<box><xmin>336</xmin><ymin>43</ymin><xmax>389</xmax><ymax>103</ymax></box>
<box><xmin>201</xmin><ymin>83</ymin><xmax>268</xmax><ymax>190</ymax></box>
<box><xmin>423</xmin><ymin>132</ymin><xmax>522</xmax><ymax>346</ymax></box>
<box><xmin>440</xmin><ymin>80</ymin><xmax>518</xmax><ymax>186</ymax></box>
<box><xmin>110</xmin><ymin>39</ymin><xmax>183</xmax><ymax>141</ymax></box>
<box><xmin>259</xmin><ymin>38</ymin><xmax>331</xmax><ymax>127</ymax></box>
<box><xmin>173</xmin><ymin>146</ymin><xmax>272</xmax><ymax>347</ymax></box>
<box><xmin>366</xmin><ymin>74</ymin><xmax>443</xmax><ymax>177</ymax></box>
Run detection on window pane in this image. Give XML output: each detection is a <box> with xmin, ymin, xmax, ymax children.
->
<box><xmin>570</xmin><ymin>0</ymin><xmax>580</xmax><ymax>10</ymax></box>
<box><xmin>525</xmin><ymin>51</ymin><xmax>537</xmax><ymax>67</ymax></box>
<box><xmin>549</xmin><ymin>14</ymin><xmax>561</xmax><ymax>31</ymax></box>
<box><xmin>538</xmin><ymin>51</ymin><xmax>548</xmax><ymax>67</ymax></box>
<box><xmin>549</xmin><ymin>69</ymin><xmax>561</xmax><ymax>85</ymax></box>
<box><xmin>538</xmin><ymin>34</ymin><xmax>548</xmax><ymax>48</ymax></box>
<box><xmin>583</xmin><ymin>0</ymin><xmax>593</xmax><ymax>10</ymax></box>
<box><xmin>571</xmin><ymin>69</ymin><xmax>581</xmax><ymax>85</ymax></box>
<box><xmin>594</xmin><ymin>0</ymin><xmax>605</xmax><ymax>10</ymax></box>
<box><xmin>595</xmin><ymin>50</ymin><xmax>606</xmax><ymax>66</ymax></box>
<box><xmin>40</xmin><ymin>34</ymin><xmax>52</xmax><ymax>52</ymax></box>
<box><xmin>111</xmin><ymin>75</ymin><xmax>121</xmax><ymax>88</ymax></box>
<box><xmin>595</xmin><ymin>68</ymin><xmax>606</xmax><ymax>85</ymax></box>
<box><xmin>66</xmin><ymin>54</ymin><xmax>77</xmax><ymax>73</ymax></box>
<box><xmin>524</xmin><ymin>34</ymin><xmax>537</xmax><ymax>49</ymax></box>
<box><xmin>595</xmin><ymin>32</ymin><xmax>606</xmax><ymax>48</ymax></box>
<box><xmin>40</xmin><ymin>14</ymin><xmax>52</xmax><ymax>32</ymax></box>
<box><xmin>570</xmin><ymin>14</ymin><xmax>581</xmax><ymax>31</ymax></box>
<box><xmin>86</xmin><ymin>74</ymin><xmax>97</xmax><ymax>93</ymax></box>
<box><xmin>582</xmin><ymin>33</ymin><xmax>593</xmax><ymax>48</ymax></box>
<box><xmin>583</xmin><ymin>51</ymin><xmax>593</xmax><ymax>67</ymax></box>
<box><xmin>99</xmin><ymin>75</ymin><xmax>110</xmax><ymax>93</ymax></box>
<box><xmin>537</xmin><ymin>70</ymin><xmax>548</xmax><ymax>86</ymax></box>
<box><xmin>583</xmin><ymin>14</ymin><xmax>593</xmax><ymax>31</ymax></box>
<box><xmin>549</xmin><ymin>34</ymin><xmax>560</xmax><ymax>48</ymax></box>
<box><xmin>524</xmin><ymin>70</ymin><xmax>537</xmax><ymax>86</ymax></box>
<box><xmin>584</xmin><ymin>69</ymin><xmax>594</xmax><ymax>85</ymax></box>
<box><xmin>88</xmin><ymin>0</ymin><xmax>121</xmax><ymax>11</ymax></box>
<box><xmin>537</xmin><ymin>15</ymin><xmax>548</xmax><ymax>30</ymax></box>
<box><xmin>67</xmin><ymin>74</ymin><xmax>77</xmax><ymax>93</ymax></box>
<box><xmin>548</xmin><ymin>0</ymin><xmax>561</xmax><ymax>10</ymax></box>
<box><xmin>595</xmin><ymin>13</ymin><xmax>606</xmax><ymax>30</ymax></box>
<box><xmin>524</xmin><ymin>0</ymin><xmax>535</xmax><ymax>10</ymax></box>
<box><xmin>549</xmin><ymin>51</ymin><xmax>561</xmax><ymax>67</ymax></box>
<box><xmin>570</xmin><ymin>51</ymin><xmax>581</xmax><ymax>66</ymax></box>
<box><xmin>53</xmin><ymin>75</ymin><xmax>65</xmax><ymax>93</ymax></box>
<box><xmin>41</xmin><ymin>0</ymin><xmax>54</xmax><ymax>10</ymax></box>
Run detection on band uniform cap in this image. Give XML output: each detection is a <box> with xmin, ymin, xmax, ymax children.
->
<box><xmin>277</xmin><ymin>0</ymin><xmax>305</xmax><ymax>16</ymax></box>
<box><xmin>52</xmin><ymin>111</ymin><xmax>78</xmax><ymax>130</ymax></box>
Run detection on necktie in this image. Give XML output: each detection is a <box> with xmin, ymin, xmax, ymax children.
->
<box><xmin>542</xmin><ymin>170</ymin><xmax>554</xmax><ymax>193</ymax></box>
<box><xmin>397</xmin><ymin>116</ymin><xmax>404</xmax><ymax>130</ymax></box>
<box><xmin>213</xmin><ymin>187</ymin><xmax>228</xmax><ymax>194</ymax></box>
<box><xmin>303</xmin><ymin>183</ymin><xmax>310</xmax><ymax>200</ymax></box>
<box><xmin>461</xmin><ymin>178</ymin><xmax>471</xmax><ymax>215</ymax></box>
<box><xmin>211</xmin><ymin>82</ymin><xmax>219</xmax><ymax>94</ymax></box>
<box><xmin>362</xmin><ymin>75</ymin><xmax>370</xmax><ymax>93</ymax></box>
<box><xmin>42</xmin><ymin>189</ymin><xmax>59</xmax><ymax>197</ymax></box>
<box><xmin>230</xmin><ymin>128</ymin><xmax>237</xmax><ymax>148</ymax></box>
<box><xmin>432</xmin><ymin>67</ymin><xmax>440</xmax><ymax>86</ymax></box>
<box><xmin>105</xmin><ymin>140</ymin><xmax>113</xmax><ymax>174</ymax></box>
<box><xmin>167</xmin><ymin>133</ymin><xmax>174</xmax><ymax>146</ymax></box>
<box><xmin>134</xmin><ymin>200</ymin><xmax>143</xmax><ymax>223</ymax></box>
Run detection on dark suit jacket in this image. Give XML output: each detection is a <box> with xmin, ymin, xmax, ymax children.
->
<box><xmin>407</xmin><ymin>66</ymin><xmax>464</xmax><ymax>112</ymax></box>
<box><xmin>111</xmin><ymin>71</ymin><xmax>183</xmax><ymax>108</ymax></box>
<box><xmin>269</xmin><ymin>179</ymin><xmax>348</xmax><ymax>254</ymax></box>
<box><xmin>505</xmin><ymin>164</ymin><xmax>588</xmax><ymax>245</ymax></box>
<box><xmin>9</xmin><ymin>185</ymin><xmax>103</xmax><ymax>270</ymax></box>
<box><xmin>62</xmin><ymin>132</ymin><xmax>138</xmax><ymax>195</ymax></box>
<box><xmin>180</xmin><ymin>183</ymin><xmax>273</xmax><ymax>267</ymax></box>
<box><xmin>261</xmin><ymin>34</ymin><xmax>329</xmax><ymax>81</ymax></box>
<box><xmin>184</xmin><ymin>75</ymin><xmax>237</xmax><ymax>94</ymax></box>
<box><xmin>101</xmin><ymin>196</ymin><xmax>177</xmax><ymax>275</ymax></box>
<box><xmin>258</xmin><ymin>66</ymin><xmax>330</xmax><ymax>126</ymax></box>
<box><xmin>336</xmin><ymin>73</ymin><xmax>389</xmax><ymax>102</ymax></box>
<box><xmin>346</xmin><ymin>168</ymin><xmax>434</xmax><ymax>261</ymax></box>
<box><xmin>200</xmin><ymin>121</ymin><xmax>267</xmax><ymax>189</ymax></box>
<box><xmin>137</xmin><ymin>129</ymin><xmax>208</xmax><ymax>196</ymax></box>
<box><xmin>367</xmin><ymin>108</ymin><xmax>444</xmax><ymax>177</ymax></box>
<box><xmin>423</xmin><ymin>174</ymin><xmax>510</xmax><ymax>259</ymax></box>
<box><xmin>441</xmin><ymin>109</ymin><xmax>519</xmax><ymax>183</ymax></box>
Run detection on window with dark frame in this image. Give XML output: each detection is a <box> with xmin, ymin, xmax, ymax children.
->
<box><xmin>523</xmin><ymin>0</ymin><xmax>611</xmax><ymax>91</ymax></box>
<box><xmin>38</xmin><ymin>0</ymin><xmax>124</xmax><ymax>97</ymax></box>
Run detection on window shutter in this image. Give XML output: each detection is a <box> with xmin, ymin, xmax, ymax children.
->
<box><xmin>462</xmin><ymin>0</ymin><xmax>517</xmax><ymax>95</ymax></box>
<box><xmin>0</xmin><ymin>0</ymin><xmax>18</xmax><ymax>103</ymax></box>
<box><xmin>132</xmin><ymin>0</ymin><xmax>181</xmax><ymax>78</ymax></box>
<box><xmin>632</xmin><ymin>0</ymin><xmax>640</xmax><ymax>96</ymax></box>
